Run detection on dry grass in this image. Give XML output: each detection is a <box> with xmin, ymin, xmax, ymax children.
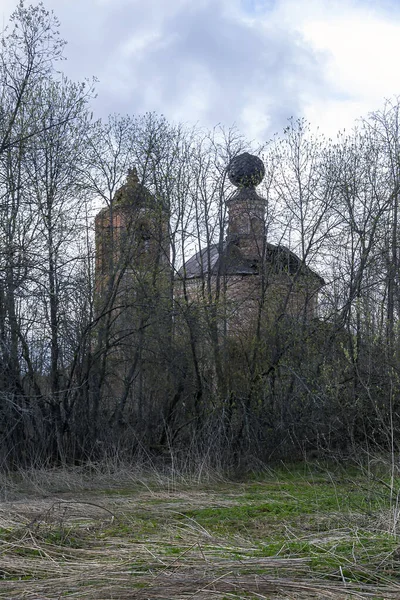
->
<box><xmin>1</xmin><ymin>465</ymin><xmax>400</xmax><ymax>599</ymax></box>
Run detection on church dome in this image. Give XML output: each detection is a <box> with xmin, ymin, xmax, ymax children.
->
<box><xmin>227</xmin><ymin>152</ymin><xmax>265</xmax><ymax>188</ymax></box>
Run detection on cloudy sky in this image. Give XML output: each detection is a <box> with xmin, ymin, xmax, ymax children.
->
<box><xmin>2</xmin><ymin>0</ymin><xmax>400</xmax><ymax>142</ymax></box>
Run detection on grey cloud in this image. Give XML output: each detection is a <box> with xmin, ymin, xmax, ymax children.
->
<box><xmin>4</xmin><ymin>0</ymin><xmax>333</xmax><ymax>140</ymax></box>
<box><xmin>107</xmin><ymin>0</ymin><xmax>328</xmax><ymax>138</ymax></box>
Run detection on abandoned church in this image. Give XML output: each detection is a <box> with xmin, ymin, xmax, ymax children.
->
<box><xmin>95</xmin><ymin>152</ymin><xmax>324</xmax><ymax>345</ymax></box>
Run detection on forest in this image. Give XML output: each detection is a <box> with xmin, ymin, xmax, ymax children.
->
<box><xmin>1</xmin><ymin>1</ymin><xmax>400</xmax><ymax>470</ymax></box>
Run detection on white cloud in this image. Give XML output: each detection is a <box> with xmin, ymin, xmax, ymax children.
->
<box><xmin>266</xmin><ymin>0</ymin><xmax>400</xmax><ymax>134</ymax></box>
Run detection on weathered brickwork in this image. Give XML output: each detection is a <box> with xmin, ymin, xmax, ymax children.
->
<box><xmin>177</xmin><ymin>270</ymin><xmax>320</xmax><ymax>337</ymax></box>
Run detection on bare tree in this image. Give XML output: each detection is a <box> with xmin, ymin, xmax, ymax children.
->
<box><xmin>0</xmin><ymin>1</ymin><xmax>66</xmax><ymax>155</ymax></box>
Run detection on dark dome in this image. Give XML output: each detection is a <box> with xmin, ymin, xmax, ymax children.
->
<box><xmin>228</xmin><ymin>153</ymin><xmax>265</xmax><ymax>188</ymax></box>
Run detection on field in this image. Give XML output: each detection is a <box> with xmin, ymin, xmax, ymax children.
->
<box><xmin>1</xmin><ymin>461</ymin><xmax>400</xmax><ymax>599</ymax></box>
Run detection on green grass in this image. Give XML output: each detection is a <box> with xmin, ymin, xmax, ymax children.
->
<box><xmin>0</xmin><ymin>462</ymin><xmax>400</xmax><ymax>598</ymax></box>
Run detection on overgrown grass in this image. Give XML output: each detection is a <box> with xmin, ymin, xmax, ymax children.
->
<box><xmin>0</xmin><ymin>460</ymin><xmax>400</xmax><ymax>598</ymax></box>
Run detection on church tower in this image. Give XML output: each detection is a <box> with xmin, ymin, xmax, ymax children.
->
<box><xmin>93</xmin><ymin>168</ymin><xmax>171</xmax><ymax>422</ymax></box>
<box><xmin>95</xmin><ymin>168</ymin><xmax>170</xmax><ymax>309</ymax></box>
<box><xmin>94</xmin><ymin>167</ymin><xmax>171</xmax><ymax>380</ymax></box>
<box><xmin>226</xmin><ymin>152</ymin><xmax>266</xmax><ymax>263</ymax></box>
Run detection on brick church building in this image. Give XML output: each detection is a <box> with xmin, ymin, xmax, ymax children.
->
<box><xmin>95</xmin><ymin>154</ymin><xmax>323</xmax><ymax>343</ymax></box>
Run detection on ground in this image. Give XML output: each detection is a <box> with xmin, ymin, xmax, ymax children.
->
<box><xmin>0</xmin><ymin>461</ymin><xmax>400</xmax><ymax>599</ymax></box>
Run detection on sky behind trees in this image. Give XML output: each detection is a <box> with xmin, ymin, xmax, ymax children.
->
<box><xmin>2</xmin><ymin>0</ymin><xmax>400</xmax><ymax>141</ymax></box>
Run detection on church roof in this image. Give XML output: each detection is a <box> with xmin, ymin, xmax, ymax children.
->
<box><xmin>96</xmin><ymin>168</ymin><xmax>168</xmax><ymax>219</ymax></box>
<box><xmin>179</xmin><ymin>240</ymin><xmax>324</xmax><ymax>285</ymax></box>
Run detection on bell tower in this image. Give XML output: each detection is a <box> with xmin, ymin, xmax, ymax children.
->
<box><xmin>95</xmin><ymin>167</ymin><xmax>170</xmax><ymax>304</ymax></box>
<box><xmin>93</xmin><ymin>168</ymin><xmax>171</xmax><ymax>420</ymax></box>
